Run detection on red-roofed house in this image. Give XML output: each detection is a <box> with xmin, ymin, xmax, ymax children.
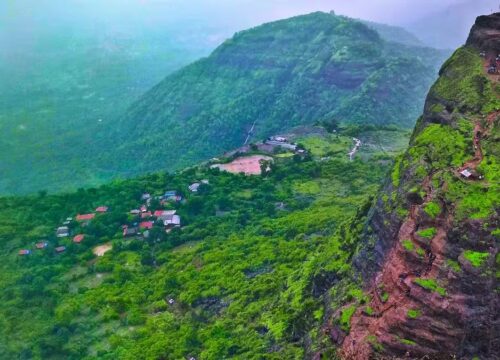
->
<box><xmin>18</xmin><ymin>249</ymin><xmax>31</xmax><ymax>256</ymax></box>
<box><xmin>95</xmin><ymin>206</ymin><xmax>108</xmax><ymax>213</ymax></box>
<box><xmin>35</xmin><ymin>242</ymin><xmax>48</xmax><ymax>249</ymax></box>
<box><xmin>153</xmin><ymin>210</ymin><xmax>165</xmax><ymax>217</ymax></box>
<box><xmin>154</xmin><ymin>210</ymin><xmax>176</xmax><ymax>219</ymax></box>
<box><xmin>76</xmin><ymin>213</ymin><xmax>95</xmax><ymax>221</ymax></box>
<box><xmin>140</xmin><ymin>205</ymin><xmax>147</xmax><ymax>213</ymax></box>
<box><xmin>141</xmin><ymin>211</ymin><xmax>152</xmax><ymax>219</ymax></box>
<box><xmin>140</xmin><ymin>221</ymin><xmax>154</xmax><ymax>230</ymax></box>
<box><xmin>73</xmin><ymin>234</ymin><xmax>85</xmax><ymax>243</ymax></box>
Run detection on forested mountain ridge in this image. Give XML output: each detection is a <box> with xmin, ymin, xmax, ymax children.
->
<box><xmin>0</xmin><ymin>11</ymin><xmax>447</xmax><ymax>196</ymax></box>
<box><xmin>319</xmin><ymin>13</ymin><xmax>500</xmax><ymax>359</ymax></box>
<box><xmin>103</xmin><ymin>11</ymin><xmax>448</xmax><ymax>185</ymax></box>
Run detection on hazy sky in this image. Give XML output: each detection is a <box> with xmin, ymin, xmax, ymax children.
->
<box><xmin>2</xmin><ymin>0</ymin><xmax>496</xmax><ymax>30</ymax></box>
<box><xmin>1</xmin><ymin>0</ymin><xmax>497</xmax><ymax>52</ymax></box>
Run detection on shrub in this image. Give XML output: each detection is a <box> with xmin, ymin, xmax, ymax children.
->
<box><xmin>413</xmin><ymin>278</ymin><xmax>446</xmax><ymax>296</ymax></box>
<box><xmin>402</xmin><ymin>239</ymin><xmax>414</xmax><ymax>251</ymax></box>
<box><xmin>417</xmin><ymin>227</ymin><xmax>437</xmax><ymax>239</ymax></box>
<box><xmin>424</xmin><ymin>202</ymin><xmax>441</xmax><ymax>218</ymax></box>
<box><xmin>340</xmin><ymin>305</ymin><xmax>357</xmax><ymax>332</ymax></box>
<box><xmin>407</xmin><ymin>309</ymin><xmax>421</xmax><ymax>319</ymax></box>
<box><xmin>463</xmin><ymin>250</ymin><xmax>489</xmax><ymax>267</ymax></box>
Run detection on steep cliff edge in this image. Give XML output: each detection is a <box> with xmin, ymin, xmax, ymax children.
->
<box><xmin>336</xmin><ymin>13</ymin><xmax>500</xmax><ymax>359</ymax></box>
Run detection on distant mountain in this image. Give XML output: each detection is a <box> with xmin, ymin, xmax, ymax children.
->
<box><xmin>105</xmin><ymin>12</ymin><xmax>448</xmax><ymax>181</ymax></box>
<box><xmin>361</xmin><ymin>20</ymin><xmax>424</xmax><ymax>47</ymax></box>
<box><xmin>406</xmin><ymin>0</ymin><xmax>497</xmax><ymax>49</ymax></box>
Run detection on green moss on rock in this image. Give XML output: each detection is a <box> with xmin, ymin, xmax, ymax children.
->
<box><xmin>424</xmin><ymin>202</ymin><xmax>441</xmax><ymax>218</ymax></box>
<box><xmin>463</xmin><ymin>250</ymin><xmax>489</xmax><ymax>267</ymax></box>
<box><xmin>417</xmin><ymin>227</ymin><xmax>437</xmax><ymax>239</ymax></box>
<box><xmin>407</xmin><ymin>309</ymin><xmax>421</xmax><ymax>319</ymax></box>
<box><xmin>413</xmin><ymin>278</ymin><xmax>447</xmax><ymax>296</ymax></box>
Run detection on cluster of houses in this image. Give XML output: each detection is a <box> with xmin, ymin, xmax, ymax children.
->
<box><xmin>17</xmin><ymin>182</ymin><xmax>211</xmax><ymax>257</ymax></box>
<box><xmin>123</xmin><ymin>190</ymin><xmax>186</xmax><ymax>239</ymax></box>
<box><xmin>18</xmin><ymin>206</ymin><xmax>110</xmax><ymax>256</ymax></box>
<box><xmin>265</xmin><ymin>136</ymin><xmax>307</xmax><ymax>155</ymax></box>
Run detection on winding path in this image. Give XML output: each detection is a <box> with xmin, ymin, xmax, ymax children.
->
<box><xmin>348</xmin><ymin>138</ymin><xmax>362</xmax><ymax>161</ymax></box>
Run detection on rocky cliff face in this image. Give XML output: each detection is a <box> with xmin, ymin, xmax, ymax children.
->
<box><xmin>335</xmin><ymin>13</ymin><xmax>500</xmax><ymax>360</ymax></box>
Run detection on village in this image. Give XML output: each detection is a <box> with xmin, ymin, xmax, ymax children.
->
<box><xmin>17</xmin><ymin>184</ymin><xmax>205</xmax><ymax>258</ymax></box>
<box><xmin>16</xmin><ymin>132</ymin><xmax>363</xmax><ymax>259</ymax></box>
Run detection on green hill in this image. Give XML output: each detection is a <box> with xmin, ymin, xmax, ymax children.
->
<box><xmin>106</xmin><ymin>12</ymin><xmax>447</xmax><ymax>181</ymax></box>
<box><xmin>1</xmin><ymin>11</ymin><xmax>448</xmax><ymax>196</ymax></box>
<box><xmin>0</xmin><ymin>127</ymin><xmax>408</xmax><ymax>359</ymax></box>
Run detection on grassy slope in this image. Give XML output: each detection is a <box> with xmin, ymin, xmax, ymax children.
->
<box><xmin>0</xmin><ymin>129</ymin><xmax>407</xmax><ymax>359</ymax></box>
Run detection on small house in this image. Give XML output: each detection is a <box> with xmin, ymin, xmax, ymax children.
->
<box><xmin>155</xmin><ymin>210</ymin><xmax>177</xmax><ymax>221</ymax></box>
<box><xmin>18</xmin><ymin>249</ymin><xmax>31</xmax><ymax>256</ymax></box>
<box><xmin>56</xmin><ymin>226</ymin><xmax>70</xmax><ymax>237</ymax></box>
<box><xmin>73</xmin><ymin>234</ymin><xmax>85</xmax><ymax>243</ymax></box>
<box><xmin>76</xmin><ymin>213</ymin><xmax>95</xmax><ymax>221</ymax></box>
<box><xmin>140</xmin><ymin>221</ymin><xmax>154</xmax><ymax>230</ymax></box>
<box><xmin>460</xmin><ymin>169</ymin><xmax>473</xmax><ymax>178</ymax></box>
<box><xmin>55</xmin><ymin>246</ymin><xmax>66</xmax><ymax>253</ymax></box>
<box><xmin>123</xmin><ymin>226</ymin><xmax>139</xmax><ymax>238</ymax></box>
<box><xmin>163</xmin><ymin>191</ymin><xmax>182</xmax><ymax>202</ymax></box>
<box><xmin>35</xmin><ymin>242</ymin><xmax>48</xmax><ymax>249</ymax></box>
<box><xmin>140</xmin><ymin>205</ymin><xmax>148</xmax><ymax>213</ymax></box>
<box><xmin>189</xmin><ymin>183</ymin><xmax>201</xmax><ymax>192</ymax></box>
<box><xmin>141</xmin><ymin>211</ymin><xmax>152</xmax><ymax>219</ymax></box>
<box><xmin>95</xmin><ymin>206</ymin><xmax>108</xmax><ymax>213</ymax></box>
<box><xmin>164</xmin><ymin>190</ymin><xmax>177</xmax><ymax>198</ymax></box>
<box><xmin>164</xmin><ymin>214</ymin><xmax>181</xmax><ymax>229</ymax></box>
<box><xmin>269</xmin><ymin>136</ymin><xmax>288</xmax><ymax>142</ymax></box>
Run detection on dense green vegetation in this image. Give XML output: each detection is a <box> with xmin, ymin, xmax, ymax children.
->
<box><xmin>0</xmin><ymin>129</ymin><xmax>404</xmax><ymax>359</ymax></box>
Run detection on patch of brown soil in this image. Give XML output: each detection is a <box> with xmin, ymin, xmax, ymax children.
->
<box><xmin>211</xmin><ymin>155</ymin><xmax>273</xmax><ymax>175</ymax></box>
<box><xmin>93</xmin><ymin>243</ymin><xmax>112</xmax><ymax>257</ymax></box>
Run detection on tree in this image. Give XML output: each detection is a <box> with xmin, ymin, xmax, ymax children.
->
<box><xmin>320</xmin><ymin>117</ymin><xmax>340</xmax><ymax>133</ymax></box>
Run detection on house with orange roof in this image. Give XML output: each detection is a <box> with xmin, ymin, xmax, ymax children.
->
<box><xmin>73</xmin><ymin>234</ymin><xmax>85</xmax><ymax>243</ymax></box>
<box><xmin>76</xmin><ymin>213</ymin><xmax>95</xmax><ymax>221</ymax></box>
